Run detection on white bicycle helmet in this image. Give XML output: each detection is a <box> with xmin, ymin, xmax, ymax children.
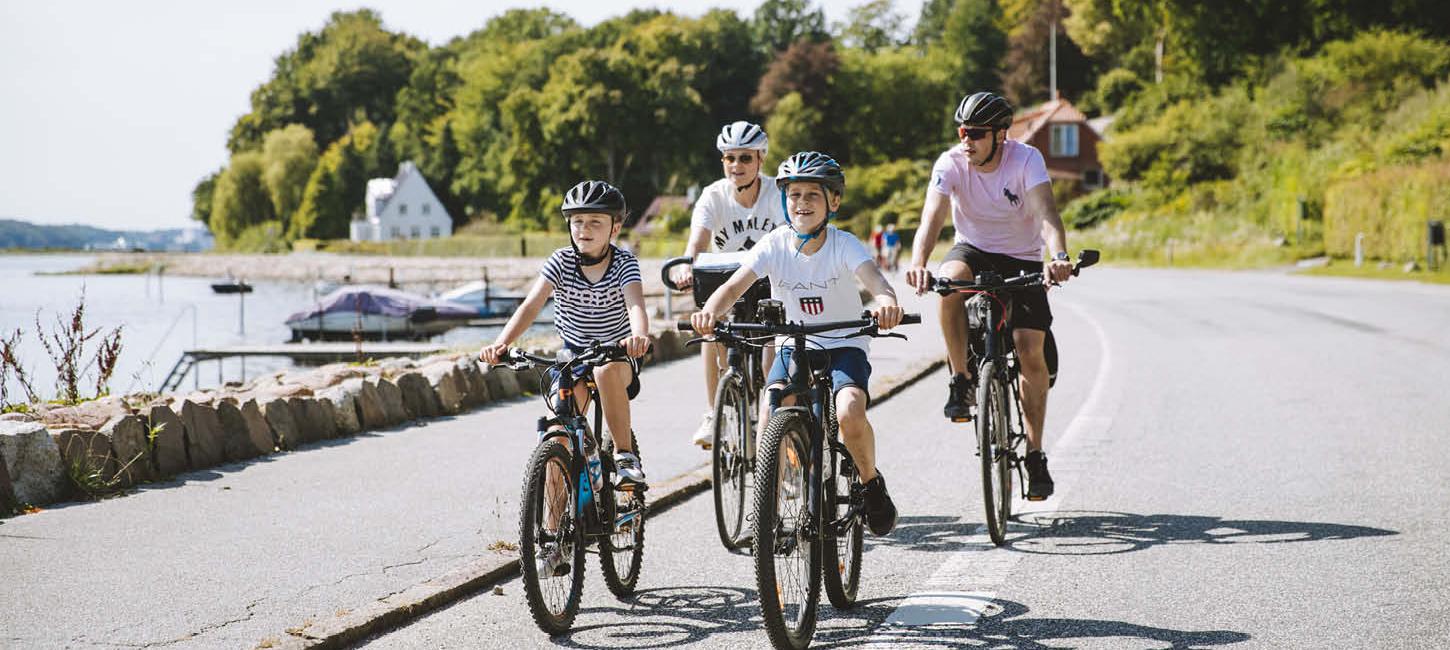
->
<box><xmin>715</xmin><ymin>121</ymin><xmax>769</xmax><ymax>153</ymax></box>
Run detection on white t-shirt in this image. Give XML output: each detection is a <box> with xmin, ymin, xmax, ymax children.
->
<box><xmin>928</xmin><ymin>140</ymin><xmax>1052</xmax><ymax>261</ymax></box>
<box><xmin>691</xmin><ymin>175</ymin><xmax>788</xmax><ymax>252</ymax></box>
<box><xmin>746</xmin><ymin>225</ymin><xmax>873</xmax><ymax>352</ymax></box>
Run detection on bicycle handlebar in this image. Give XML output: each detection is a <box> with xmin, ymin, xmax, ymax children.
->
<box><xmin>493</xmin><ymin>342</ymin><xmax>629</xmax><ymax>372</ymax></box>
<box><xmin>929</xmin><ymin>248</ymin><xmax>1101</xmax><ymax>295</ymax></box>
<box><xmin>660</xmin><ymin>256</ymin><xmax>692</xmax><ymax>292</ymax></box>
<box><xmin>675</xmin><ymin>312</ymin><xmax>921</xmax><ymax>336</ymax></box>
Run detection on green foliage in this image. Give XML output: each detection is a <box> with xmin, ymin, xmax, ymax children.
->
<box><xmin>1323</xmin><ymin>161</ymin><xmax>1450</xmax><ymax>261</ymax></box>
<box><xmin>190</xmin><ymin>170</ymin><xmax>220</xmax><ymax>227</ymax></box>
<box><xmin>230</xmin><ymin>221</ymin><xmax>291</xmax><ymax>253</ymax></box>
<box><xmin>1061</xmin><ymin>188</ymin><xmax>1131</xmax><ymax>229</ymax></box>
<box><xmin>1081</xmin><ymin>67</ymin><xmax>1144</xmax><ymax>115</ymax></box>
<box><xmin>209</xmin><ymin>151</ymin><xmax>275</xmax><ymax>245</ymax></box>
<box><xmin>763</xmin><ymin>92</ymin><xmax>823</xmax><ymax>171</ymax></box>
<box><xmin>260</xmin><ymin>125</ymin><xmax>320</xmax><ymax>231</ymax></box>
<box><xmin>930</xmin><ymin>0</ymin><xmax>1006</xmax><ymax>97</ymax></box>
<box><xmin>292</xmin><ymin>121</ymin><xmax>381</xmax><ymax>240</ymax></box>
<box><xmin>1100</xmin><ymin>87</ymin><xmax>1250</xmax><ymax>188</ymax></box>
<box><xmin>841</xmin><ymin>158</ymin><xmax>932</xmax><ymax>235</ymax></box>
<box><xmin>832</xmin><ymin>47</ymin><xmax>952</xmax><ymax>164</ymax></box>
<box><xmin>835</xmin><ymin>0</ymin><xmax>905</xmax><ymax>52</ymax></box>
<box><xmin>751</xmin><ymin>0</ymin><xmax>828</xmax><ymax>54</ymax></box>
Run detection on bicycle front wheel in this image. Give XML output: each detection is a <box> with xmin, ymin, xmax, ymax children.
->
<box><xmin>519</xmin><ymin>438</ymin><xmax>585</xmax><ymax>634</ymax></box>
<box><xmin>713</xmin><ymin>372</ymin><xmax>753</xmax><ymax>549</ymax></box>
<box><xmin>600</xmin><ymin>431</ymin><xmax>645</xmax><ymax>596</ymax></box>
<box><xmin>753</xmin><ymin>411</ymin><xmax>821</xmax><ymax>650</ymax></box>
<box><xmin>977</xmin><ymin>361</ymin><xmax>1013</xmax><ymax>546</ymax></box>
<box><xmin>821</xmin><ymin>396</ymin><xmax>862</xmax><ymax>609</ymax></box>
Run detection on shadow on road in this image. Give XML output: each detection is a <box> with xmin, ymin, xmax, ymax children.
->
<box><xmin>545</xmin><ymin>586</ymin><xmax>1251</xmax><ymax>649</ymax></box>
<box><xmin>1006</xmin><ymin>510</ymin><xmax>1399</xmax><ymax>555</ymax></box>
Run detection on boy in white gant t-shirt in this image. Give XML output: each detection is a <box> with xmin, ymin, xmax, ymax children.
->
<box><xmin>690</xmin><ymin>151</ymin><xmax>904</xmax><ymax>537</ymax></box>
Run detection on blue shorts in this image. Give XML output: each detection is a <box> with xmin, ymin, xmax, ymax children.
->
<box><xmin>766</xmin><ymin>346</ymin><xmax>871</xmax><ymax>401</ymax></box>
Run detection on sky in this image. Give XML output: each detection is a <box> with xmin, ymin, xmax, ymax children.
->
<box><xmin>0</xmin><ymin>0</ymin><xmax>879</xmax><ymax>231</ymax></box>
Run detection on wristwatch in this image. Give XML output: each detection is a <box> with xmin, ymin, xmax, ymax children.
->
<box><xmin>1053</xmin><ymin>251</ymin><xmax>1070</xmax><ymax>262</ymax></box>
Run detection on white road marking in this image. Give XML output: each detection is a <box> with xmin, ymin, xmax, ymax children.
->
<box><xmin>865</xmin><ymin>299</ymin><xmax>1120</xmax><ymax>645</ymax></box>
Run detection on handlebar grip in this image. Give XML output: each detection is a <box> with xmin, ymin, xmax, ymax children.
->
<box><xmin>676</xmin><ymin>320</ymin><xmax>694</xmax><ymax>331</ymax></box>
<box><xmin>901</xmin><ymin>313</ymin><xmax>921</xmax><ymax>325</ymax></box>
<box><xmin>660</xmin><ymin>256</ymin><xmax>692</xmax><ymax>292</ymax></box>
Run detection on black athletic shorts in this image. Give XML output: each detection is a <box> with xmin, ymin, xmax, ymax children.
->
<box><xmin>942</xmin><ymin>242</ymin><xmax>1053</xmax><ymax>332</ymax></box>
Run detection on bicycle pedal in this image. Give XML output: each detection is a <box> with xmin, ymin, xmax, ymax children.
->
<box><xmin>1025</xmin><ymin>495</ymin><xmax>1046</xmax><ymax>502</ymax></box>
<box><xmin>951</xmin><ymin>416</ymin><xmax>973</xmax><ymax>423</ymax></box>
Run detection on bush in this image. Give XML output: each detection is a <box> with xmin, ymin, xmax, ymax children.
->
<box><xmin>1062</xmin><ymin>188</ymin><xmax>1131</xmax><ymax>230</ymax></box>
<box><xmin>1323</xmin><ymin>161</ymin><xmax>1450</xmax><ymax>261</ymax></box>
<box><xmin>230</xmin><ymin>221</ymin><xmax>291</xmax><ymax>253</ymax></box>
<box><xmin>1082</xmin><ymin>68</ymin><xmax>1145</xmax><ymax>116</ymax></box>
<box><xmin>1100</xmin><ymin>88</ymin><xmax>1252</xmax><ymax>188</ymax></box>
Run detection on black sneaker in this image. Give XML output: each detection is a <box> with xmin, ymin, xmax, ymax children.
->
<box><xmin>1024</xmin><ymin>451</ymin><xmax>1054</xmax><ymax>501</ymax></box>
<box><xmin>860</xmin><ymin>473</ymin><xmax>898</xmax><ymax>536</ymax></box>
<box><xmin>943</xmin><ymin>374</ymin><xmax>975</xmax><ymax>422</ymax></box>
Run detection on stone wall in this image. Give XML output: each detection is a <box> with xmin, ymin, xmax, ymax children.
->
<box><xmin>0</xmin><ymin>327</ymin><xmax>696</xmax><ymax>511</ymax></box>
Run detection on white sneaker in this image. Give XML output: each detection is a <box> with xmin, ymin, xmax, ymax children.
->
<box><xmin>614</xmin><ymin>451</ymin><xmax>647</xmax><ymax>487</ymax></box>
<box><xmin>536</xmin><ymin>542</ymin><xmax>570</xmax><ymax>578</ymax></box>
<box><xmin>692</xmin><ymin>412</ymin><xmax>715</xmax><ymax>449</ymax></box>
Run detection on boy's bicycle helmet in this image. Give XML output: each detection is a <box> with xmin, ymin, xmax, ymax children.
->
<box><xmin>776</xmin><ymin>151</ymin><xmax>845</xmax><ymax>245</ymax></box>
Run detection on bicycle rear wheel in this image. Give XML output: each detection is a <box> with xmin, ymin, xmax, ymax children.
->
<box><xmin>977</xmin><ymin>361</ymin><xmax>1013</xmax><ymax>546</ymax></box>
<box><xmin>519</xmin><ymin>438</ymin><xmax>585</xmax><ymax>634</ymax></box>
<box><xmin>712</xmin><ymin>372</ymin><xmax>753</xmax><ymax>549</ymax></box>
<box><xmin>753</xmin><ymin>411</ymin><xmax>821</xmax><ymax>650</ymax></box>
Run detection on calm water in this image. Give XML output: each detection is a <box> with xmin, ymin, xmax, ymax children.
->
<box><xmin>0</xmin><ymin>254</ymin><xmax>504</xmax><ymax>400</ymax></box>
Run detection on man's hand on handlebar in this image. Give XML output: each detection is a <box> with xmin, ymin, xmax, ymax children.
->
<box><xmin>1045</xmin><ymin>258</ymin><xmax>1073</xmax><ymax>286</ymax></box>
<box><xmin>873</xmin><ymin>303</ymin><xmax>904</xmax><ymax>330</ymax></box>
<box><xmin>478</xmin><ymin>342</ymin><xmax>509</xmax><ymax>365</ymax></box>
<box><xmin>619</xmin><ymin>334</ymin><xmax>652</xmax><ymax>359</ymax></box>
<box><xmin>905</xmin><ymin>265</ymin><xmax>933</xmax><ymax>296</ymax></box>
<box><xmin>690</xmin><ymin>310</ymin><xmax>718</xmax><ymax>337</ymax></box>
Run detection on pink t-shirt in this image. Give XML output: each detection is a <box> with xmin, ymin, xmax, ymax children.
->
<box><xmin>928</xmin><ymin>140</ymin><xmax>1051</xmax><ymax>261</ymax></box>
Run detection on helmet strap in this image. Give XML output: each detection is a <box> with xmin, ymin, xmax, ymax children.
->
<box><xmin>735</xmin><ymin>175</ymin><xmax>759</xmax><ymax>193</ymax></box>
<box><xmin>572</xmin><ymin>240</ymin><xmax>610</xmax><ymax>267</ymax></box>
<box><xmin>974</xmin><ymin>130</ymin><xmax>1003</xmax><ymax>168</ymax></box>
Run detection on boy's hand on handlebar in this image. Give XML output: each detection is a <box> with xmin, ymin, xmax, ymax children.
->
<box><xmin>668</xmin><ymin>264</ymin><xmax>693</xmax><ymax>288</ymax></box>
<box><xmin>874</xmin><ymin>304</ymin><xmax>904</xmax><ymax>330</ymax></box>
<box><xmin>690</xmin><ymin>310</ymin><xmax>717</xmax><ymax>337</ymax></box>
<box><xmin>620</xmin><ymin>334</ymin><xmax>651</xmax><ymax>359</ymax></box>
<box><xmin>905</xmin><ymin>266</ymin><xmax>932</xmax><ymax>295</ymax></box>
<box><xmin>478</xmin><ymin>342</ymin><xmax>509</xmax><ymax>365</ymax></box>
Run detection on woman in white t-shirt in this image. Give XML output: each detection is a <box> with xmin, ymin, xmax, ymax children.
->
<box><xmin>670</xmin><ymin>121</ymin><xmax>788</xmax><ymax>448</ymax></box>
<box><xmin>689</xmin><ymin>151</ymin><xmax>904</xmax><ymax>537</ymax></box>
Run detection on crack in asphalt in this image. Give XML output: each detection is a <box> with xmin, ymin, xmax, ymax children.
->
<box><xmin>124</xmin><ymin>597</ymin><xmax>268</xmax><ymax>648</ymax></box>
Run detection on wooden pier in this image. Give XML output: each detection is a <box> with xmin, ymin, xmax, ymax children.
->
<box><xmin>159</xmin><ymin>342</ymin><xmax>453</xmax><ymax>392</ymax></box>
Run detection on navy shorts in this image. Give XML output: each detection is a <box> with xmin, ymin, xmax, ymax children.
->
<box><xmin>766</xmin><ymin>346</ymin><xmax>872</xmax><ymax>402</ymax></box>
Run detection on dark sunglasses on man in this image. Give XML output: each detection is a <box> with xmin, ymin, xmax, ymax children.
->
<box><xmin>957</xmin><ymin>126</ymin><xmax>996</xmax><ymax>141</ymax></box>
<box><xmin>722</xmin><ymin>152</ymin><xmax>757</xmax><ymax>164</ymax></box>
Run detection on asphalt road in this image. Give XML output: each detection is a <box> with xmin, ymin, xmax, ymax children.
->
<box><xmin>361</xmin><ymin>268</ymin><xmax>1450</xmax><ymax>650</ymax></box>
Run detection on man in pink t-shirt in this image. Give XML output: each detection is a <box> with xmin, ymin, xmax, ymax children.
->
<box><xmin>904</xmin><ymin>91</ymin><xmax>1075</xmax><ymax>501</ymax></box>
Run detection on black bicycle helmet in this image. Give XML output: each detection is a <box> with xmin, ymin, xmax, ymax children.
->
<box><xmin>776</xmin><ymin>151</ymin><xmax>845</xmax><ymax>196</ymax></box>
<box><xmin>954</xmin><ymin>91</ymin><xmax>1014</xmax><ymax>128</ymax></box>
<box><xmin>561</xmin><ymin>180</ymin><xmax>627</xmax><ymax>222</ymax></box>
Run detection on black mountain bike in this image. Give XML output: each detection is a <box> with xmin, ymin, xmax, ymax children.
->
<box><xmin>930</xmin><ymin>249</ymin><xmax>1099</xmax><ymax>546</ymax></box>
<box><xmin>682</xmin><ymin>303</ymin><xmax>920</xmax><ymax>650</ymax></box>
<box><xmin>495</xmin><ymin>343</ymin><xmax>647</xmax><ymax>635</ymax></box>
<box><xmin>663</xmin><ymin>255</ymin><xmax>771</xmax><ymax>550</ymax></box>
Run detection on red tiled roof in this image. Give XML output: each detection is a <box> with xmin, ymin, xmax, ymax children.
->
<box><xmin>1008</xmin><ymin>97</ymin><xmax>1089</xmax><ymax>142</ymax></box>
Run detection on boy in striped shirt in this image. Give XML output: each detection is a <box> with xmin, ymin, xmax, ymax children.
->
<box><xmin>480</xmin><ymin>180</ymin><xmax>652</xmax><ymax>486</ymax></box>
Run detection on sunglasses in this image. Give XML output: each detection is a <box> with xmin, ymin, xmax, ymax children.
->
<box><xmin>722</xmin><ymin>153</ymin><xmax>757</xmax><ymax>164</ymax></box>
<box><xmin>958</xmin><ymin>126</ymin><xmax>996</xmax><ymax>141</ymax></box>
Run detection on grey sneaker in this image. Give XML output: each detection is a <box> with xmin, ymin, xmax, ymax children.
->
<box><xmin>614</xmin><ymin>451</ymin><xmax>647</xmax><ymax>487</ymax></box>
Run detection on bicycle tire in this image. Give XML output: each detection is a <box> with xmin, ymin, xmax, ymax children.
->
<box><xmin>519</xmin><ymin>438</ymin><xmax>586</xmax><ymax>634</ymax></box>
<box><xmin>713</xmin><ymin>372</ymin><xmax>753</xmax><ymax>549</ymax></box>
<box><xmin>599</xmin><ymin>430</ymin><xmax>645</xmax><ymax>596</ymax></box>
<box><xmin>753</xmin><ymin>411</ymin><xmax>821</xmax><ymax>650</ymax></box>
<box><xmin>977</xmin><ymin>361</ymin><xmax>1013</xmax><ymax>546</ymax></box>
<box><xmin>821</xmin><ymin>397</ymin><xmax>863</xmax><ymax>609</ymax></box>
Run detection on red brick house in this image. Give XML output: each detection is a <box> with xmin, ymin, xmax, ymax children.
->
<box><xmin>1008</xmin><ymin>96</ymin><xmax>1108</xmax><ymax>192</ymax></box>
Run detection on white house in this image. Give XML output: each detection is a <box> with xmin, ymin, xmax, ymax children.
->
<box><xmin>349</xmin><ymin>161</ymin><xmax>453</xmax><ymax>242</ymax></box>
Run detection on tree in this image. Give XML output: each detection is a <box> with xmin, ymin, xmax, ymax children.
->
<box><xmin>911</xmin><ymin>0</ymin><xmax>954</xmax><ymax>47</ymax></box>
<box><xmin>832</xmin><ymin>47</ymin><xmax>952</xmax><ymax>164</ymax></box>
<box><xmin>1001</xmin><ymin>0</ymin><xmax>1094</xmax><ymax>106</ymax></box>
<box><xmin>227</xmin><ymin>10</ymin><xmax>426</xmax><ymax>152</ymax></box>
<box><xmin>190</xmin><ymin>169</ymin><xmax>221</xmax><ymax>228</ymax></box>
<box><xmin>763</xmin><ymin>92</ymin><xmax>823</xmax><ymax>170</ymax></box>
<box><xmin>752</xmin><ymin>0</ymin><xmax>828</xmax><ymax>54</ymax></box>
<box><xmin>292</xmin><ymin>121</ymin><xmax>381</xmax><ymax>240</ymax></box>
<box><xmin>837</xmin><ymin>0</ymin><xmax>906</xmax><ymax>52</ymax></box>
<box><xmin>209</xmin><ymin>152</ymin><xmax>275</xmax><ymax>246</ymax></box>
<box><xmin>750</xmin><ymin>40</ymin><xmax>841</xmax><ymax>115</ymax></box>
<box><xmin>260</xmin><ymin>125</ymin><xmax>319</xmax><ymax>231</ymax></box>
<box><xmin>930</xmin><ymin>0</ymin><xmax>1007</xmax><ymax>98</ymax></box>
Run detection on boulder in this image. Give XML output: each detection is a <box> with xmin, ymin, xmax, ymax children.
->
<box><xmin>0</xmin><ymin>448</ymin><xmax>15</xmax><ymax>511</ymax></box>
<box><xmin>261</xmin><ymin>398</ymin><xmax>301</xmax><ymax>450</ymax></box>
<box><xmin>316</xmin><ymin>386</ymin><xmax>361</xmax><ymax>435</ymax></box>
<box><xmin>34</xmin><ymin>396</ymin><xmax>129</xmax><ymax>430</ymax></box>
<box><xmin>344</xmin><ymin>378</ymin><xmax>389</xmax><ymax>430</ymax></box>
<box><xmin>179</xmin><ymin>401</ymin><xmax>226</xmax><ymax>469</ymax></box>
<box><xmin>287</xmin><ymin>397</ymin><xmax>336</xmax><ymax>444</ymax></box>
<box><xmin>146</xmin><ymin>405</ymin><xmax>188</xmax><ymax>476</ymax></box>
<box><xmin>483</xmin><ymin>367</ymin><xmax>521</xmax><ymax>401</ymax></box>
<box><xmin>288</xmin><ymin>364</ymin><xmax>369</xmax><ymax>392</ymax></box>
<box><xmin>395</xmin><ymin>372</ymin><xmax>441</xmax><ymax>419</ymax></box>
<box><xmin>212</xmin><ymin>401</ymin><xmax>268</xmax><ymax>461</ymax></box>
<box><xmin>237</xmin><ymin>400</ymin><xmax>277</xmax><ymax>454</ymax></box>
<box><xmin>55</xmin><ymin>428</ymin><xmax>118</xmax><ymax>491</ymax></box>
<box><xmin>0</xmin><ymin>421</ymin><xmax>68</xmax><ymax>505</ymax></box>
<box><xmin>253</xmin><ymin>383</ymin><xmax>314</xmax><ymax>401</ymax></box>
<box><xmin>370</xmin><ymin>377</ymin><xmax>409</xmax><ymax>425</ymax></box>
<box><xmin>455</xmin><ymin>358</ymin><xmax>491</xmax><ymax>407</ymax></box>
<box><xmin>379</xmin><ymin>357</ymin><xmax>417</xmax><ymax>377</ymax></box>
<box><xmin>101</xmin><ymin>415</ymin><xmax>155</xmax><ymax>486</ymax></box>
<box><xmin>422</xmin><ymin>363</ymin><xmax>465</xmax><ymax>414</ymax></box>
<box><xmin>0</xmin><ymin>412</ymin><xmax>36</xmax><ymax>422</ymax></box>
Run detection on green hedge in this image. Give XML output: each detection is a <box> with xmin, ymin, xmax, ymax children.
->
<box><xmin>1324</xmin><ymin>161</ymin><xmax>1450</xmax><ymax>261</ymax></box>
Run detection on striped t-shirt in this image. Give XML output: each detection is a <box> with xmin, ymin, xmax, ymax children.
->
<box><xmin>540</xmin><ymin>245</ymin><xmax>642</xmax><ymax>348</ymax></box>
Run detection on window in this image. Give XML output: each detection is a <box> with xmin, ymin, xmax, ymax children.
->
<box><xmin>390</xmin><ymin>227</ymin><xmax>400</xmax><ymax>239</ymax></box>
<box><xmin>431</xmin><ymin>226</ymin><xmax>441</xmax><ymax>238</ymax></box>
<box><xmin>1050</xmin><ymin>124</ymin><xmax>1079</xmax><ymax>157</ymax></box>
<box><xmin>1083</xmin><ymin>168</ymin><xmax>1103</xmax><ymax>189</ymax></box>
<box><xmin>399</xmin><ymin>203</ymin><xmax>408</xmax><ymax>215</ymax></box>
<box><xmin>422</xmin><ymin>204</ymin><xmax>431</xmax><ymax>215</ymax></box>
<box><xmin>411</xmin><ymin>226</ymin><xmax>421</xmax><ymax>239</ymax></box>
